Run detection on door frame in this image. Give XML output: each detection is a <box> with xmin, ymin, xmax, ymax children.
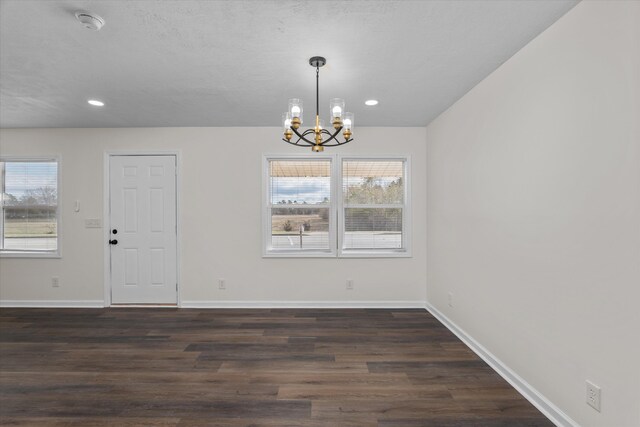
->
<box><xmin>103</xmin><ymin>150</ymin><xmax>182</xmax><ymax>307</ymax></box>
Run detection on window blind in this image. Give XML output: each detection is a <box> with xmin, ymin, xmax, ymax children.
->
<box><xmin>268</xmin><ymin>160</ymin><xmax>331</xmax><ymax>251</ymax></box>
<box><xmin>1</xmin><ymin>160</ymin><xmax>58</xmax><ymax>252</ymax></box>
<box><xmin>342</xmin><ymin>160</ymin><xmax>404</xmax><ymax>250</ymax></box>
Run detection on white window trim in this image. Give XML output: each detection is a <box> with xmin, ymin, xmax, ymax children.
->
<box><xmin>0</xmin><ymin>155</ymin><xmax>62</xmax><ymax>258</ymax></box>
<box><xmin>262</xmin><ymin>154</ymin><xmax>411</xmax><ymax>258</ymax></box>
<box><xmin>338</xmin><ymin>155</ymin><xmax>411</xmax><ymax>258</ymax></box>
<box><xmin>262</xmin><ymin>154</ymin><xmax>337</xmax><ymax>258</ymax></box>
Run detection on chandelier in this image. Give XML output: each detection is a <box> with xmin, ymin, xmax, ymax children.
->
<box><xmin>282</xmin><ymin>56</ymin><xmax>354</xmax><ymax>152</ymax></box>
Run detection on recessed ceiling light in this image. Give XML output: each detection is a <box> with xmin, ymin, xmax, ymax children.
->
<box><xmin>87</xmin><ymin>99</ymin><xmax>104</xmax><ymax>107</ymax></box>
<box><xmin>365</xmin><ymin>99</ymin><xmax>379</xmax><ymax>106</ymax></box>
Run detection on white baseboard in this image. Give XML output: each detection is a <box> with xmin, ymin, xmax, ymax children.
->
<box><xmin>425</xmin><ymin>302</ymin><xmax>579</xmax><ymax>427</ymax></box>
<box><xmin>0</xmin><ymin>300</ymin><xmax>424</xmax><ymax>309</ymax></box>
<box><xmin>181</xmin><ymin>300</ymin><xmax>426</xmax><ymax>309</ymax></box>
<box><xmin>0</xmin><ymin>300</ymin><xmax>105</xmax><ymax>308</ymax></box>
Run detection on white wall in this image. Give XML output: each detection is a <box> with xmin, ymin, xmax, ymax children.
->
<box><xmin>426</xmin><ymin>2</ymin><xmax>639</xmax><ymax>427</ymax></box>
<box><xmin>0</xmin><ymin>127</ymin><xmax>427</xmax><ymax>306</ymax></box>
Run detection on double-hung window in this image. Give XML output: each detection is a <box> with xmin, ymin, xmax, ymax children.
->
<box><xmin>0</xmin><ymin>158</ymin><xmax>60</xmax><ymax>257</ymax></box>
<box><xmin>263</xmin><ymin>155</ymin><xmax>409</xmax><ymax>257</ymax></box>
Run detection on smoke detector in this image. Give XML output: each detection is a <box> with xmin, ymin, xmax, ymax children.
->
<box><xmin>75</xmin><ymin>11</ymin><xmax>105</xmax><ymax>31</ymax></box>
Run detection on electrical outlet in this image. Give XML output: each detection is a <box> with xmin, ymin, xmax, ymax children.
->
<box><xmin>447</xmin><ymin>292</ymin><xmax>453</xmax><ymax>307</ymax></box>
<box><xmin>346</xmin><ymin>279</ymin><xmax>354</xmax><ymax>290</ymax></box>
<box><xmin>51</xmin><ymin>277</ymin><xmax>60</xmax><ymax>287</ymax></box>
<box><xmin>586</xmin><ymin>380</ymin><xmax>601</xmax><ymax>412</ymax></box>
<box><xmin>218</xmin><ymin>279</ymin><xmax>226</xmax><ymax>290</ymax></box>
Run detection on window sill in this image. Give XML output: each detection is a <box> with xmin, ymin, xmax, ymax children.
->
<box><xmin>339</xmin><ymin>250</ymin><xmax>412</xmax><ymax>258</ymax></box>
<box><xmin>263</xmin><ymin>251</ymin><xmax>336</xmax><ymax>258</ymax></box>
<box><xmin>0</xmin><ymin>252</ymin><xmax>61</xmax><ymax>259</ymax></box>
<box><xmin>263</xmin><ymin>250</ymin><xmax>412</xmax><ymax>259</ymax></box>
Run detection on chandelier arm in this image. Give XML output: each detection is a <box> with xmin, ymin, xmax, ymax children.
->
<box><xmin>320</xmin><ymin>127</ymin><xmax>342</xmax><ymax>136</ymax></box>
<box><xmin>318</xmin><ymin>138</ymin><xmax>353</xmax><ymax>147</ymax></box>
<box><xmin>282</xmin><ymin>138</ymin><xmax>314</xmax><ymax>147</ymax></box>
<box><xmin>290</xmin><ymin>125</ymin><xmax>316</xmax><ymax>145</ymax></box>
<box><xmin>317</xmin><ymin>125</ymin><xmax>344</xmax><ymax>144</ymax></box>
<box><xmin>291</xmin><ymin>125</ymin><xmax>316</xmax><ymax>139</ymax></box>
<box><xmin>288</xmin><ymin>125</ymin><xmax>351</xmax><ymax>147</ymax></box>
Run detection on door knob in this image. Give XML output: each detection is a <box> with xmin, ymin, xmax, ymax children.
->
<box><xmin>112</xmin><ymin>229</ymin><xmax>118</xmax><ymax>234</ymax></box>
<box><xmin>109</xmin><ymin>239</ymin><xmax>118</xmax><ymax>245</ymax></box>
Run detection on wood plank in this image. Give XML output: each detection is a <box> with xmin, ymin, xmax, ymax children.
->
<box><xmin>0</xmin><ymin>308</ymin><xmax>554</xmax><ymax>426</ymax></box>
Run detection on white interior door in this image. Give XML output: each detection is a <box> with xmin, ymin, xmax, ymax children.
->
<box><xmin>109</xmin><ymin>155</ymin><xmax>177</xmax><ymax>304</ymax></box>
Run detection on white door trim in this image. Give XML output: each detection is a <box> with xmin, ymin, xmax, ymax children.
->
<box><xmin>103</xmin><ymin>150</ymin><xmax>182</xmax><ymax>307</ymax></box>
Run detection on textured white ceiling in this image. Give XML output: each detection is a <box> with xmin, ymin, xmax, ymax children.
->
<box><xmin>0</xmin><ymin>0</ymin><xmax>578</xmax><ymax>128</ymax></box>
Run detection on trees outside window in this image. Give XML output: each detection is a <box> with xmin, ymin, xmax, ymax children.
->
<box><xmin>342</xmin><ymin>160</ymin><xmax>406</xmax><ymax>252</ymax></box>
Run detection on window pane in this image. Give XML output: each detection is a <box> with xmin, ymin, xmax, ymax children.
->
<box><xmin>343</xmin><ymin>160</ymin><xmax>404</xmax><ymax>204</ymax></box>
<box><xmin>270</xmin><ymin>160</ymin><xmax>331</xmax><ymax>205</ymax></box>
<box><xmin>343</xmin><ymin>208</ymin><xmax>402</xmax><ymax>250</ymax></box>
<box><xmin>2</xmin><ymin>161</ymin><xmax>58</xmax><ymax>252</ymax></box>
<box><xmin>271</xmin><ymin>207</ymin><xmax>330</xmax><ymax>250</ymax></box>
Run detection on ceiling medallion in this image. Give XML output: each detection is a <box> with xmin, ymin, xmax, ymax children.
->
<box><xmin>282</xmin><ymin>56</ymin><xmax>354</xmax><ymax>152</ymax></box>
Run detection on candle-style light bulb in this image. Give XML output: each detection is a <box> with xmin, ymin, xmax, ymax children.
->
<box><xmin>330</xmin><ymin>98</ymin><xmax>345</xmax><ymax>119</ymax></box>
<box><xmin>343</xmin><ymin>112</ymin><xmax>354</xmax><ymax>140</ymax></box>
<box><xmin>282</xmin><ymin>112</ymin><xmax>292</xmax><ymax>130</ymax></box>
<box><xmin>282</xmin><ymin>112</ymin><xmax>293</xmax><ymax>141</ymax></box>
<box><xmin>330</xmin><ymin>98</ymin><xmax>345</xmax><ymax>129</ymax></box>
<box><xmin>343</xmin><ymin>117</ymin><xmax>352</xmax><ymax>129</ymax></box>
<box><xmin>288</xmin><ymin>99</ymin><xmax>303</xmax><ymax>129</ymax></box>
<box><xmin>288</xmin><ymin>99</ymin><xmax>303</xmax><ymax>118</ymax></box>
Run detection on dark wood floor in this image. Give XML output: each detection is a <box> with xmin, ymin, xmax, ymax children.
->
<box><xmin>0</xmin><ymin>308</ymin><xmax>553</xmax><ymax>426</ymax></box>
